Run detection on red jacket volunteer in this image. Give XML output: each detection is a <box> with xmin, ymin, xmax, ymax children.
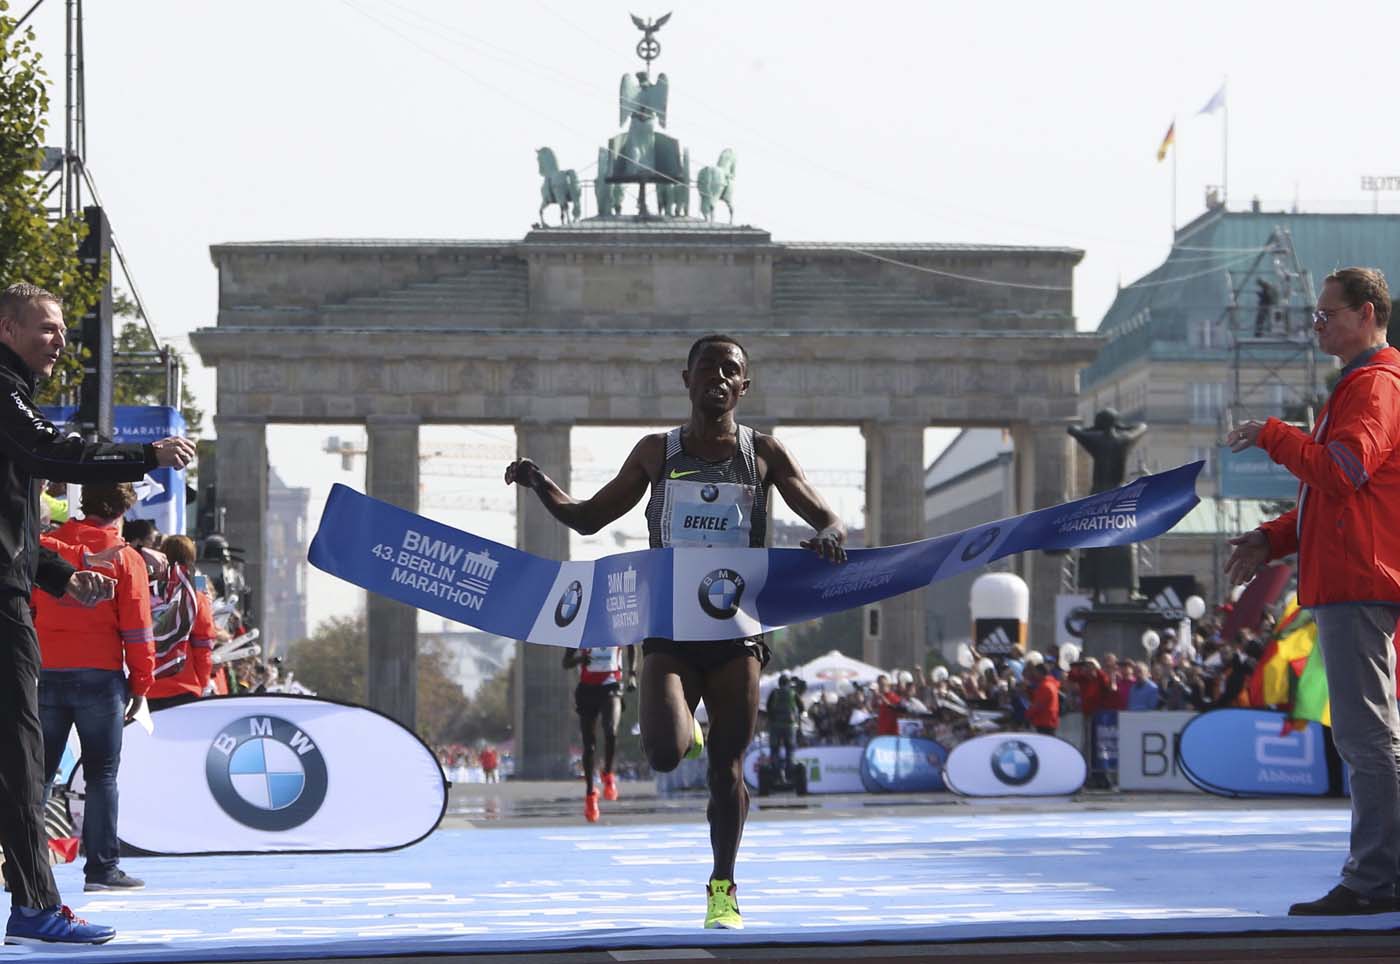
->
<box><xmin>35</xmin><ymin>519</ymin><xmax>154</xmax><ymax>696</ymax></box>
<box><xmin>1258</xmin><ymin>346</ymin><xmax>1400</xmax><ymax>606</ymax></box>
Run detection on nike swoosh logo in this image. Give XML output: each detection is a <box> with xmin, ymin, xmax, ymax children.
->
<box><xmin>669</xmin><ymin>469</ymin><xmax>703</xmax><ymax>479</ymax></box>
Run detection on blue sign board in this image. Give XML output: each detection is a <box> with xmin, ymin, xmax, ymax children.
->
<box><xmin>1217</xmin><ymin>446</ymin><xmax>1299</xmax><ymax>500</ymax></box>
<box><xmin>1178</xmin><ymin>708</ymin><xmax>1330</xmax><ymax>797</ymax></box>
<box><xmin>861</xmin><ymin>736</ymin><xmax>950</xmax><ymax>792</ymax></box>
<box><xmin>44</xmin><ymin>405</ymin><xmax>187</xmax><ymax>535</ymax></box>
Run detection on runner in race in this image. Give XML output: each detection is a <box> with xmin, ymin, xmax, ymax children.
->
<box><xmin>506</xmin><ymin>334</ymin><xmax>846</xmax><ymax>929</ymax></box>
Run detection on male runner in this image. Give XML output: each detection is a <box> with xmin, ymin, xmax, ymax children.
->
<box><xmin>561</xmin><ymin>644</ymin><xmax>635</xmax><ymax>822</ymax></box>
<box><xmin>506</xmin><ymin>334</ymin><xmax>846</xmax><ymax>929</ymax></box>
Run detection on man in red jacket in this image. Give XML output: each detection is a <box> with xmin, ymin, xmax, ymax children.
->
<box><xmin>1026</xmin><ymin>663</ymin><xmax>1060</xmax><ymax>735</ymax></box>
<box><xmin>34</xmin><ymin>483</ymin><xmax>153</xmax><ymax>893</ymax></box>
<box><xmin>1226</xmin><ymin>267</ymin><xmax>1400</xmax><ymax>916</ymax></box>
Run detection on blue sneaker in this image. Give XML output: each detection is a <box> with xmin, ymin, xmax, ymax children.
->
<box><xmin>5</xmin><ymin>904</ymin><xmax>116</xmax><ymax>945</ymax></box>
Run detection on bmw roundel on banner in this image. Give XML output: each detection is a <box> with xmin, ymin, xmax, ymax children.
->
<box><xmin>860</xmin><ymin>736</ymin><xmax>950</xmax><ymax>792</ymax></box>
<box><xmin>97</xmin><ymin>696</ymin><xmax>447</xmax><ymax>854</ymax></box>
<box><xmin>1177</xmin><ymin>708</ymin><xmax>1331</xmax><ymax>797</ymax></box>
<box><xmin>942</xmin><ymin>733</ymin><xmax>1087</xmax><ymax>797</ymax></box>
<box><xmin>528</xmin><ymin>561</ymin><xmax>596</xmax><ymax>647</ymax></box>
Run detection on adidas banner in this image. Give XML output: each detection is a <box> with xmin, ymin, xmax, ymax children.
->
<box><xmin>309</xmin><ymin>462</ymin><xmax>1202</xmax><ymax>648</ymax></box>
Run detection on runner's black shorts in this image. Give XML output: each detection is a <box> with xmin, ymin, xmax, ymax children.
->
<box><xmin>575</xmin><ymin>681</ymin><xmax>624</xmax><ymax>719</ymax></box>
<box><xmin>641</xmin><ymin>636</ymin><xmax>772</xmax><ymax>672</ymax></box>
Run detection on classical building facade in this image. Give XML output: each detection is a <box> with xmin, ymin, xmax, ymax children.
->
<box><xmin>192</xmin><ymin>220</ymin><xmax>1100</xmax><ymax>775</ymax></box>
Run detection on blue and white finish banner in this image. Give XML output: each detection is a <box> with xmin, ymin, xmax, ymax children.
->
<box><xmin>310</xmin><ymin>462</ymin><xmax>1201</xmax><ymax>647</ymax></box>
<box><xmin>97</xmin><ymin>696</ymin><xmax>447</xmax><ymax>854</ymax></box>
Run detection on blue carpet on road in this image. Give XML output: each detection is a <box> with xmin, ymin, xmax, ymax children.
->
<box><xmin>3</xmin><ymin>807</ymin><xmax>1396</xmax><ymax>961</ymax></box>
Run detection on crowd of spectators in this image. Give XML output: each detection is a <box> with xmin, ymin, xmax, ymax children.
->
<box><xmin>757</xmin><ymin>610</ymin><xmax>1271</xmax><ymax>752</ymax></box>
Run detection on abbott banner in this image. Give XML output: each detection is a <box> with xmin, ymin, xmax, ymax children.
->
<box><xmin>1177</xmin><ymin>708</ymin><xmax>1331</xmax><ymax>797</ymax></box>
<box><xmin>943</xmin><ymin>733</ymin><xmax>1087</xmax><ymax>797</ymax></box>
<box><xmin>310</xmin><ymin>462</ymin><xmax>1202</xmax><ymax>647</ymax></box>
<box><xmin>1117</xmin><ymin>711</ymin><xmax>1201</xmax><ymax>793</ymax></box>
<box><xmin>102</xmin><ymin>696</ymin><xmax>446</xmax><ymax>854</ymax></box>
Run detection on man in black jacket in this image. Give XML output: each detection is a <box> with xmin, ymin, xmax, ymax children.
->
<box><xmin>0</xmin><ymin>284</ymin><xmax>193</xmax><ymax>947</ymax></box>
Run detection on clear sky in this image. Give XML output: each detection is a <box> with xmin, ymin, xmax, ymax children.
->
<box><xmin>21</xmin><ymin>0</ymin><xmax>1400</xmax><ymax>633</ymax></box>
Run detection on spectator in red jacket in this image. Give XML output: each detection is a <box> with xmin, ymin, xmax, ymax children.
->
<box><xmin>874</xmin><ymin>674</ymin><xmax>903</xmax><ymax>737</ymax></box>
<box><xmin>1026</xmin><ymin>664</ymin><xmax>1061</xmax><ymax>734</ymax></box>
<box><xmin>1068</xmin><ymin>657</ymin><xmax>1113</xmax><ymax>716</ymax></box>
<box><xmin>146</xmin><ymin>536</ymin><xmax>216</xmax><ymax>711</ymax></box>
<box><xmin>33</xmin><ymin>482</ymin><xmax>152</xmax><ymax>892</ymax></box>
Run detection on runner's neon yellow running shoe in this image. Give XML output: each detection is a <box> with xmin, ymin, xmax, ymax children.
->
<box><xmin>704</xmin><ymin>879</ymin><xmax>742</xmax><ymax>929</ymax></box>
<box><xmin>683</xmin><ymin>718</ymin><xmax>704</xmax><ymax>761</ymax></box>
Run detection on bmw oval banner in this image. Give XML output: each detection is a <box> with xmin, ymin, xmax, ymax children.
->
<box><xmin>942</xmin><ymin>733</ymin><xmax>1087</xmax><ymax>797</ymax></box>
<box><xmin>106</xmin><ymin>696</ymin><xmax>447</xmax><ymax>854</ymax></box>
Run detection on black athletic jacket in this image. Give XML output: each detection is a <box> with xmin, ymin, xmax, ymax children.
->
<box><xmin>0</xmin><ymin>343</ymin><xmax>156</xmax><ymax>598</ymax></box>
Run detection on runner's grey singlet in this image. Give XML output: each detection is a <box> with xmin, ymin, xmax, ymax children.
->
<box><xmin>644</xmin><ymin>425</ymin><xmax>768</xmax><ymax>550</ymax></box>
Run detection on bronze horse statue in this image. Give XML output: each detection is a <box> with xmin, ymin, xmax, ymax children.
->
<box><xmin>697</xmin><ymin>148</ymin><xmax>735</xmax><ymax>222</ymax></box>
<box><xmin>537</xmin><ymin>147</ymin><xmax>581</xmax><ymax>226</ymax></box>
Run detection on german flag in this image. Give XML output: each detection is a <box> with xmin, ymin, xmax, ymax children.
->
<box><xmin>1156</xmin><ymin>121</ymin><xmax>1175</xmax><ymax>162</ymax></box>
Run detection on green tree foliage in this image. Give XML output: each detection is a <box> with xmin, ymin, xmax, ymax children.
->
<box><xmin>0</xmin><ymin>3</ymin><xmax>103</xmax><ymax>404</ymax></box>
<box><xmin>113</xmin><ymin>292</ymin><xmax>205</xmax><ymax>434</ymax></box>
<box><xmin>288</xmin><ymin>612</ymin><xmax>514</xmax><ymax>745</ymax></box>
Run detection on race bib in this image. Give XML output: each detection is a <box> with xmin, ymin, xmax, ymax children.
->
<box><xmin>663</xmin><ymin>480</ymin><xmax>755</xmax><ymax>548</ymax></box>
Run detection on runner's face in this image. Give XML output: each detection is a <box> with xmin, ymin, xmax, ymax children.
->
<box><xmin>683</xmin><ymin>343</ymin><xmax>749</xmax><ymax>416</ymax></box>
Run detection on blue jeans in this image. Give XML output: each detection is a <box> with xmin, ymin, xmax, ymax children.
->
<box><xmin>38</xmin><ymin>669</ymin><xmax>126</xmax><ymax>881</ymax></box>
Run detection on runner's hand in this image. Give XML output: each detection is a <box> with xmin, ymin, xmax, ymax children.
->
<box><xmin>65</xmin><ymin>570</ymin><xmax>116</xmax><ymax>606</ymax></box>
<box><xmin>124</xmin><ymin>694</ymin><xmax>146</xmax><ymax>725</ymax></box>
<box><xmin>504</xmin><ymin>458</ymin><xmax>543</xmax><ymax>490</ymax></box>
<box><xmin>800</xmin><ymin>526</ymin><xmax>846</xmax><ymax>564</ymax></box>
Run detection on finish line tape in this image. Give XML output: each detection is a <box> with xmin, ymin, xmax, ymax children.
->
<box><xmin>309</xmin><ymin>462</ymin><xmax>1202</xmax><ymax>647</ymax></box>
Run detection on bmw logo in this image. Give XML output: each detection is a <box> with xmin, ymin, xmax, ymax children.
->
<box><xmin>700</xmin><ymin>483</ymin><xmax>720</xmax><ymax>503</ymax></box>
<box><xmin>698</xmin><ymin>568</ymin><xmax>746</xmax><ymax>620</ymax></box>
<box><xmin>961</xmin><ymin>526</ymin><xmax>1001</xmax><ymax>562</ymax></box>
<box><xmin>206</xmin><ymin>716</ymin><xmax>328</xmax><ymax>831</ymax></box>
<box><xmin>989</xmin><ymin>738</ymin><xmax>1039</xmax><ymax>787</ymax></box>
<box><xmin>554</xmin><ymin>579</ymin><xmax>583</xmax><ymax>627</ymax></box>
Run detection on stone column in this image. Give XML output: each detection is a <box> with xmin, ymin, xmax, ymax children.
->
<box><xmin>213</xmin><ymin>416</ymin><xmax>267</xmax><ymax>628</ymax></box>
<box><xmin>513</xmin><ymin>419</ymin><xmax>574</xmax><ymax>779</ymax></box>
<box><xmin>365</xmin><ymin>415</ymin><xmax>420</xmax><ymax>729</ymax></box>
<box><xmin>862</xmin><ymin>419</ymin><xmax>926</xmax><ymax>670</ymax></box>
<box><xmin>1011</xmin><ymin>423</ymin><xmax>1076</xmax><ymax>652</ymax></box>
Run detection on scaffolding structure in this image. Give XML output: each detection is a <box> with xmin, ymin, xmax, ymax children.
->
<box><xmin>1210</xmin><ymin>226</ymin><xmax>1324</xmax><ymax>600</ymax></box>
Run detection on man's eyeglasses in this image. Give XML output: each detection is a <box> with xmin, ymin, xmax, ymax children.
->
<box><xmin>1313</xmin><ymin>304</ymin><xmax>1358</xmax><ymax>326</ymax></box>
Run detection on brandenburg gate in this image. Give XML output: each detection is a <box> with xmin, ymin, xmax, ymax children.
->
<box><xmin>191</xmin><ymin>17</ymin><xmax>1101</xmax><ymax>776</ymax></box>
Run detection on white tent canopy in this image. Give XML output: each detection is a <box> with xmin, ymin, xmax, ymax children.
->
<box><xmin>698</xmin><ymin>650</ymin><xmax>887</xmax><ymax>724</ymax></box>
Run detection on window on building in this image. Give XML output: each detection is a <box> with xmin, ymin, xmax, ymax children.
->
<box><xmin>1190</xmin><ymin>445</ymin><xmax>1215</xmax><ymax>478</ymax></box>
<box><xmin>1190</xmin><ymin>383</ymin><xmax>1224</xmax><ymax>424</ymax></box>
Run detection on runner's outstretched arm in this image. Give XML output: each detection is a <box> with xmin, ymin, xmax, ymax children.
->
<box><xmin>757</xmin><ymin>434</ymin><xmax>847</xmax><ymax>563</ymax></box>
<box><xmin>505</xmin><ymin>434</ymin><xmax>663</xmax><ymax>535</ymax></box>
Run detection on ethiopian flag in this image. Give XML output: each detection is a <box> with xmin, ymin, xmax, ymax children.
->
<box><xmin>1246</xmin><ymin>597</ymin><xmax>1316</xmax><ymax>709</ymax></box>
<box><xmin>1156</xmin><ymin>121</ymin><xmax>1175</xmax><ymax>162</ymax></box>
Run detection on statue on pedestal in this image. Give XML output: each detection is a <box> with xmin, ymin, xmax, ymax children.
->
<box><xmin>1069</xmin><ymin>409</ymin><xmax>1147</xmax><ymax>598</ymax></box>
